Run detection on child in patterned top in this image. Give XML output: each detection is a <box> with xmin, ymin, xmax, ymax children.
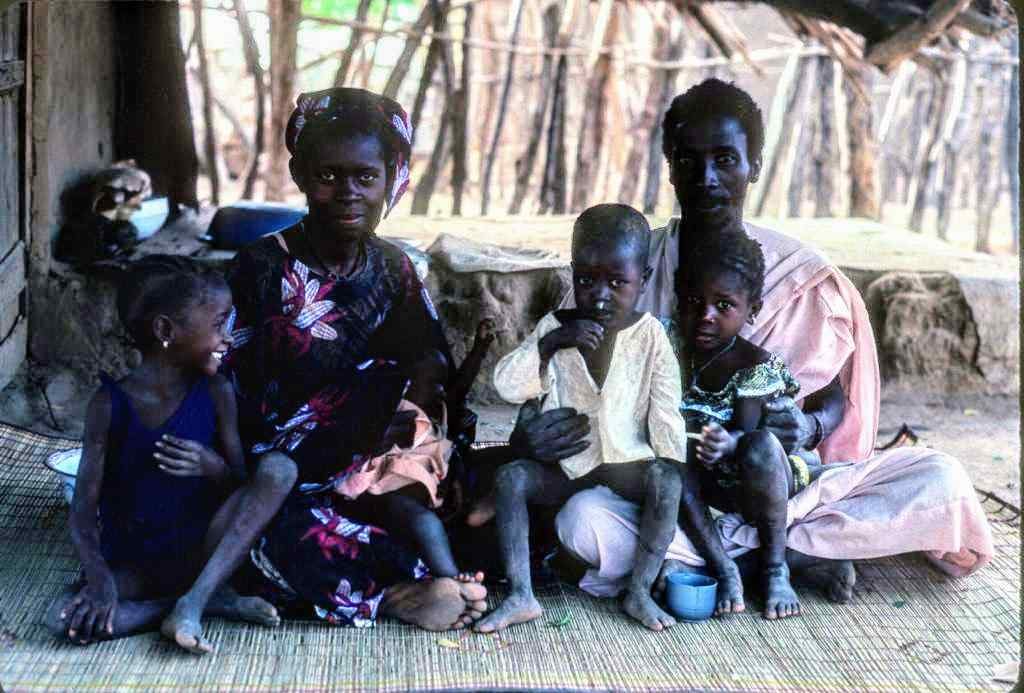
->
<box><xmin>673</xmin><ymin>225</ymin><xmax>824</xmax><ymax>621</ymax></box>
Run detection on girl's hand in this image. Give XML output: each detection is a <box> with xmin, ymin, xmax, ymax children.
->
<box><xmin>696</xmin><ymin>423</ymin><xmax>734</xmax><ymax>466</ymax></box>
<box><xmin>154</xmin><ymin>435</ymin><xmax>228</xmax><ymax>478</ymax></box>
<box><xmin>63</xmin><ymin>572</ymin><xmax>118</xmax><ymax>643</ymax></box>
<box><xmin>474</xmin><ymin>318</ymin><xmax>497</xmax><ymax>349</ymax></box>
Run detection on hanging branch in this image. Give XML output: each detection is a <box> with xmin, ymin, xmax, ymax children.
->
<box><xmin>383</xmin><ymin>4</ymin><xmax>433</xmax><ymax>100</ymax></box>
<box><xmin>266</xmin><ymin>0</ymin><xmax>301</xmax><ymax>202</ymax></box>
<box><xmin>509</xmin><ymin>1</ymin><xmax>560</xmax><ymax>215</ymax></box>
<box><xmin>334</xmin><ymin>0</ymin><xmax>372</xmax><ymax>86</ymax></box>
<box><xmin>410</xmin><ymin>0</ymin><xmax>452</xmax><ymax>144</ymax></box>
<box><xmin>451</xmin><ymin>4</ymin><xmax>474</xmax><ymax>216</ymax></box>
<box><xmin>235</xmin><ymin>0</ymin><xmax>265</xmax><ymax>200</ymax></box>
<box><xmin>480</xmin><ymin>0</ymin><xmax>526</xmax><ymax>215</ymax></box>
<box><xmin>864</xmin><ymin>0</ymin><xmax>971</xmax><ymax>72</ymax></box>
<box><xmin>192</xmin><ymin>0</ymin><xmax>220</xmax><ymax>205</ymax></box>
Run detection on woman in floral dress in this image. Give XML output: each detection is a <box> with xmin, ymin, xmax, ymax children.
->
<box><xmin>224</xmin><ymin>88</ymin><xmax>486</xmax><ymax>630</ymax></box>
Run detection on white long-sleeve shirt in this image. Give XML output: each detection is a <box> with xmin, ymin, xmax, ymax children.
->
<box><xmin>493</xmin><ymin>311</ymin><xmax>689</xmax><ymax>479</ymax></box>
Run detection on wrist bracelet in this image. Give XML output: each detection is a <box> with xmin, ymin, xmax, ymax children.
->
<box><xmin>809</xmin><ymin>414</ymin><xmax>824</xmax><ymax>449</ymax></box>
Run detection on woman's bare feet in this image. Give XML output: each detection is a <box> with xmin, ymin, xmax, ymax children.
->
<box><xmin>381</xmin><ymin>575</ymin><xmax>487</xmax><ymax>631</ymax></box>
<box><xmin>465</xmin><ymin>494</ymin><xmax>497</xmax><ymax>527</ymax></box>
<box><xmin>474</xmin><ymin>592</ymin><xmax>542</xmax><ymax>633</ymax></box>
<box><xmin>206</xmin><ymin>586</ymin><xmax>281</xmax><ymax>627</ymax></box>
<box><xmin>160</xmin><ymin>598</ymin><xmax>213</xmax><ymax>654</ymax></box>
<box><xmin>622</xmin><ymin>590</ymin><xmax>676</xmax><ymax>631</ymax></box>
<box><xmin>790</xmin><ymin>555</ymin><xmax>856</xmax><ymax>603</ymax></box>
<box><xmin>763</xmin><ymin>564</ymin><xmax>800</xmax><ymax>620</ymax></box>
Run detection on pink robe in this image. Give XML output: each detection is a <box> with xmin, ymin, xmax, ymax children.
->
<box><xmin>555</xmin><ymin>220</ymin><xmax>994</xmax><ymax>596</ymax></box>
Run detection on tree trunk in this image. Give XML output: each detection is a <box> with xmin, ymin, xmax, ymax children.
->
<box><xmin>266</xmin><ymin>0</ymin><xmax>301</xmax><ymax>202</ymax></box>
<box><xmin>900</xmin><ymin>82</ymin><xmax>932</xmax><ymax>204</ymax></box>
<box><xmin>936</xmin><ymin>57</ymin><xmax>973</xmax><ymax>240</ymax></box>
<box><xmin>409</xmin><ymin>0</ymin><xmax>451</xmax><ymax>146</ymax></box>
<box><xmin>642</xmin><ymin>28</ymin><xmax>685</xmax><ymax>215</ymax></box>
<box><xmin>974</xmin><ymin>83</ymin><xmax>998</xmax><ymax>253</ymax></box>
<box><xmin>570</xmin><ymin>1</ymin><xmax>618</xmax><ymax>213</ymax></box>
<box><xmin>333</xmin><ymin>0</ymin><xmax>372</xmax><ymax>86</ymax></box>
<box><xmin>753</xmin><ymin>52</ymin><xmax>809</xmax><ymax>216</ymax></box>
<box><xmin>235</xmin><ymin>0</ymin><xmax>266</xmax><ymax>200</ymax></box>
<box><xmin>843</xmin><ymin>63</ymin><xmax>879</xmax><ymax>218</ymax></box>
<box><xmin>113</xmin><ymin>1</ymin><xmax>198</xmax><ymax>211</ymax></box>
<box><xmin>480</xmin><ymin>0</ymin><xmax>526</xmax><ymax>215</ymax></box>
<box><xmin>382</xmin><ymin>4</ymin><xmax>433</xmax><ymax>100</ymax></box>
<box><xmin>908</xmin><ymin>72</ymin><xmax>950</xmax><ymax>232</ymax></box>
<box><xmin>192</xmin><ymin>0</ymin><xmax>219</xmax><ymax>205</ymax></box>
<box><xmin>784</xmin><ymin>57</ymin><xmax>818</xmax><ymax>218</ymax></box>
<box><xmin>508</xmin><ymin>3</ymin><xmax>560</xmax><ymax>215</ymax></box>
<box><xmin>1005</xmin><ymin>61</ymin><xmax>1020</xmax><ymax>253</ymax></box>
<box><xmin>451</xmin><ymin>5</ymin><xmax>473</xmax><ymax>216</ymax></box>
<box><xmin>539</xmin><ymin>53</ymin><xmax>569</xmax><ymax>215</ymax></box>
<box><xmin>618</xmin><ymin>14</ymin><xmax>670</xmax><ymax>207</ymax></box>
<box><xmin>811</xmin><ymin>56</ymin><xmax>837</xmax><ymax>217</ymax></box>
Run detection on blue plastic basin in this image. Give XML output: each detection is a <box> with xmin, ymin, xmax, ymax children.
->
<box><xmin>207</xmin><ymin>201</ymin><xmax>307</xmax><ymax>250</ymax></box>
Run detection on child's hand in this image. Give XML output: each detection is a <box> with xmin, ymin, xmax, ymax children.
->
<box><xmin>695</xmin><ymin>423</ymin><xmax>734</xmax><ymax>467</ymax></box>
<box><xmin>154</xmin><ymin>435</ymin><xmax>228</xmax><ymax>478</ymax></box>
<box><xmin>63</xmin><ymin>571</ymin><xmax>118</xmax><ymax>643</ymax></box>
<box><xmin>474</xmin><ymin>318</ymin><xmax>497</xmax><ymax>349</ymax></box>
<box><xmin>540</xmin><ymin>320</ymin><xmax>604</xmax><ymax>358</ymax></box>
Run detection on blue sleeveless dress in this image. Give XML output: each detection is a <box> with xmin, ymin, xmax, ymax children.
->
<box><xmin>97</xmin><ymin>374</ymin><xmax>222</xmax><ymax>569</ymax></box>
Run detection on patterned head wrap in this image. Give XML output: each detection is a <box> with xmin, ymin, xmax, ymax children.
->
<box><xmin>285</xmin><ymin>87</ymin><xmax>413</xmax><ymax>216</ymax></box>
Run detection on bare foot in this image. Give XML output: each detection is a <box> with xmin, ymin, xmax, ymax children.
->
<box><xmin>792</xmin><ymin>557</ymin><xmax>856</xmax><ymax>603</ymax></box>
<box><xmin>622</xmin><ymin>589</ymin><xmax>676</xmax><ymax>631</ymax></box>
<box><xmin>381</xmin><ymin>577</ymin><xmax>486</xmax><ymax>631</ymax></box>
<box><xmin>160</xmin><ymin>599</ymin><xmax>214</xmax><ymax>654</ymax></box>
<box><xmin>207</xmin><ymin>586</ymin><xmax>281</xmax><ymax>627</ymax></box>
<box><xmin>763</xmin><ymin>565</ymin><xmax>800</xmax><ymax>620</ymax></box>
<box><xmin>714</xmin><ymin>560</ymin><xmax>746</xmax><ymax>616</ymax></box>
<box><xmin>465</xmin><ymin>495</ymin><xmax>497</xmax><ymax>527</ymax></box>
<box><xmin>474</xmin><ymin>592</ymin><xmax>542</xmax><ymax>633</ymax></box>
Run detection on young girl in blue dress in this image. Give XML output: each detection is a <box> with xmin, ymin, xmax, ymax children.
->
<box><xmin>45</xmin><ymin>255</ymin><xmax>297</xmax><ymax>654</ymax></box>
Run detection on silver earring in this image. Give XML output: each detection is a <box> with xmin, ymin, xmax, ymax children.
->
<box><xmin>162</xmin><ymin>340</ymin><xmax>169</xmax><ymax>349</ymax></box>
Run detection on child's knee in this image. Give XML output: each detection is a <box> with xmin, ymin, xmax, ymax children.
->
<box><xmin>735</xmin><ymin>430</ymin><xmax>785</xmax><ymax>472</ymax></box>
<box><xmin>493</xmin><ymin>460</ymin><xmax>534</xmax><ymax>494</ymax></box>
<box><xmin>647</xmin><ymin>459</ymin><xmax>682</xmax><ymax>496</ymax></box>
<box><xmin>255</xmin><ymin>452</ymin><xmax>298</xmax><ymax>491</ymax></box>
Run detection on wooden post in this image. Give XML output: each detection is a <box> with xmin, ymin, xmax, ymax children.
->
<box><xmin>752</xmin><ymin>49</ymin><xmax>805</xmax><ymax>216</ymax></box>
<box><xmin>570</xmin><ymin>0</ymin><xmax>617</xmax><ymax>213</ymax></box>
<box><xmin>410</xmin><ymin>15</ymin><xmax>455</xmax><ymax>216</ymax></box>
<box><xmin>908</xmin><ymin>71</ymin><xmax>950</xmax><ymax>233</ymax></box>
<box><xmin>811</xmin><ymin>56</ymin><xmax>837</xmax><ymax>217</ymax></box>
<box><xmin>192</xmin><ymin>0</ymin><xmax>219</xmax><ymax>205</ymax></box>
<box><xmin>642</xmin><ymin>19</ymin><xmax>685</xmax><ymax>215</ymax></box>
<box><xmin>1005</xmin><ymin>59</ymin><xmax>1020</xmax><ymax>253</ymax></box>
<box><xmin>936</xmin><ymin>56</ymin><xmax>973</xmax><ymax>240</ymax></box>
<box><xmin>878</xmin><ymin>60</ymin><xmax>914</xmax><ymax>208</ymax></box>
<box><xmin>539</xmin><ymin>51</ymin><xmax>568</xmax><ymax>215</ymax></box>
<box><xmin>235</xmin><ymin>0</ymin><xmax>265</xmax><ymax>200</ymax></box>
<box><xmin>382</xmin><ymin>4</ymin><xmax>432</xmax><ymax>100</ymax></box>
<box><xmin>409</xmin><ymin>0</ymin><xmax>451</xmax><ymax>146</ymax></box>
<box><xmin>783</xmin><ymin>56</ymin><xmax>818</xmax><ymax>218</ymax></box>
<box><xmin>266</xmin><ymin>0</ymin><xmax>301</xmax><ymax>202</ymax></box>
<box><xmin>509</xmin><ymin>2</ymin><xmax>560</xmax><ymax>215</ymax></box>
<box><xmin>974</xmin><ymin>76</ymin><xmax>998</xmax><ymax>253</ymax></box>
<box><xmin>450</xmin><ymin>4</ymin><xmax>473</xmax><ymax>216</ymax></box>
<box><xmin>333</xmin><ymin>0</ymin><xmax>372</xmax><ymax>86</ymax></box>
<box><xmin>843</xmin><ymin>62</ymin><xmax>879</xmax><ymax>219</ymax></box>
<box><xmin>480</xmin><ymin>0</ymin><xmax>526</xmax><ymax>215</ymax></box>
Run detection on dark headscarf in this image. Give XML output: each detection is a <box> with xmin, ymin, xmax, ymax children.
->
<box><xmin>285</xmin><ymin>88</ymin><xmax>413</xmax><ymax>216</ymax></box>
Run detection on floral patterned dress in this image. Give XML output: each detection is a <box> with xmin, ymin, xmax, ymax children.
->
<box><xmin>225</xmin><ymin>231</ymin><xmax>448</xmax><ymax>627</ymax></box>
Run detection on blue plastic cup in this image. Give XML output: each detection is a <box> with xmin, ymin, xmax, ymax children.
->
<box><xmin>665</xmin><ymin>572</ymin><xmax>718</xmax><ymax>622</ymax></box>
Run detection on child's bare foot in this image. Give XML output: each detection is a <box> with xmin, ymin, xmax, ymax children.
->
<box><xmin>465</xmin><ymin>495</ymin><xmax>497</xmax><ymax>527</ymax></box>
<box><xmin>161</xmin><ymin>598</ymin><xmax>213</xmax><ymax>654</ymax></box>
<box><xmin>715</xmin><ymin>560</ymin><xmax>746</xmax><ymax>615</ymax></box>
<box><xmin>381</xmin><ymin>577</ymin><xmax>486</xmax><ymax>631</ymax></box>
<box><xmin>207</xmin><ymin>586</ymin><xmax>281</xmax><ymax>627</ymax></box>
<box><xmin>791</xmin><ymin>556</ymin><xmax>855</xmax><ymax>603</ymax></box>
<box><xmin>474</xmin><ymin>591</ymin><xmax>542</xmax><ymax>633</ymax></box>
<box><xmin>622</xmin><ymin>590</ymin><xmax>676</xmax><ymax>631</ymax></box>
<box><xmin>763</xmin><ymin>565</ymin><xmax>800</xmax><ymax>620</ymax></box>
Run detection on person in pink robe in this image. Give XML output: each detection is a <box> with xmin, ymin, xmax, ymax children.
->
<box><xmin>538</xmin><ymin>78</ymin><xmax>994</xmax><ymax>616</ymax></box>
